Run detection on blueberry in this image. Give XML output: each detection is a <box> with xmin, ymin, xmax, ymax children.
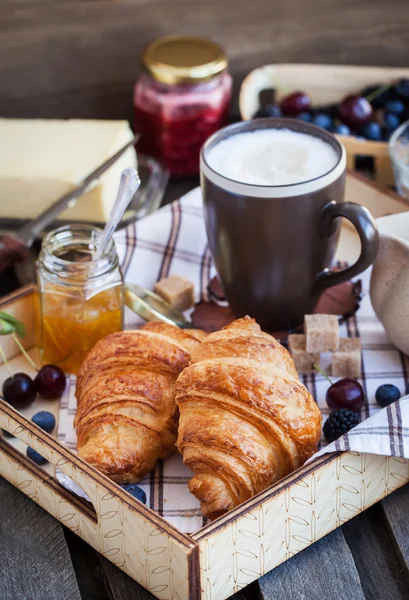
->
<box><xmin>297</xmin><ymin>112</ymin><xmax>312</xmax><ymax>122</ymax></box>
<box><xmin>360</xmin><ymin>121</ymin><xmax>382</xmax><ymax>141</ymax></box>
<box><xmin>253</xmin><ymin>104</ymin><xmax>282</xmax><ymax>119</ymax></box>
<box><xmin>385</xmin><ymin>99</ymin><xmax>405</xmax><ymax>115</ymax></box>
<box><xmin>375</xmin><ymin>384</ymin><xmax>401</xmax><ymax>408</ymax></box>
<box><xmin>121</xmin><ymin>483</ymin><xmax>146</xmax><ymax>504</ymax></box>
<box><xmin>27</xmin><ymin>447</ymin><xmax>48</xmax><ymax>465</ymax></box>
<box><xmin>332</xmin><ymin>123</ymin><xmax>351</xmax><ymax>135</ymax></box>
<box><xmin>32</xmin><ymin>411</ymin><xmax>56</xmax><ymax>433</ymax></box>
<box><xmin>395</xmin><ymin>79</ymin><xmax>409</xmax><ymax>100</ymax></box>
<box><xmin>383</xmin><ymin>112</ymin><xmax>401</xmax><ymax>130</ymax></box>
<box><xmin>312</xmin><ymin>113</ymin><xmax>333</xmax><ymax>130</ymax></box>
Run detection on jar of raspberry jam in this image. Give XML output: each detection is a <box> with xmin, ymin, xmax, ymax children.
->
<box><xmin>134</xmin><ymin>36</ymin><xmax>232</xmax><ymax>177</ymax></box>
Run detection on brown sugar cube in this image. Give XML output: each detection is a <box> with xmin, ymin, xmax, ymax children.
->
<box><xmin>154</xmin><ymin>275</ymin><xmax>195</xmax><ymax>312</ymax></box>
<box><xmin>331</xmin><ymin>337</ymin><xmax>361</xmax><ymax>379</ymax></box>
<box><xmin>305</xmin><ymin>314</ymin><xmax>339</xmax><ymax>353</ymax></box>
<box><xmin>288</xmin><ymin>334</ymin><xmax>320</xmax><ymax>375</ymax></box>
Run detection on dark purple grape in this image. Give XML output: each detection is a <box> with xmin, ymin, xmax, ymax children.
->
<box><xmin>34</xmin><ymin>365</ymin><xmax>66</xmax><ymax>399</ymax></box>
<box><xmin>2</xmin><ymin>373</ymin><xmax>36</xmax><ymax>409</ymax></box>
<box><xmin>326</xmin><ymin>378</ymin><xmax>364</xmax><ymax>413</ymax></box>
<box><xmin>280</xmin><ymin>91</ymin><xmax>311</xmax><ymax>116</ymax></box>
<box><xmin>339</xmin><ymin>95</ymin><xmax>373</xmax><ymax>128</ymax></box>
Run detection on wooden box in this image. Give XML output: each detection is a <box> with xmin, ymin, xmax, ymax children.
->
<box><xmin>1</xmin><ymin>174</ymin><xmax>409</xmax><ymax>600</ymax></box>
<box><xmin>239</xmin><ymin>64</ymin><xmax>409</xmax><ymax>187</ymax></box>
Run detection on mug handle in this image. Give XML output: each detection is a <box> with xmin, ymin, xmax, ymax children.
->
<box><xmin>313</xmin><ymin>201</ymin><xmax>379</xmax><ymax>295</ymax></box>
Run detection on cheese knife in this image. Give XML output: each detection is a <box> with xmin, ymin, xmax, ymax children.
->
<box><xmin>0</xmin><ymin>135</ymin><xmax>139</xmax><ymax>273</ymax></box>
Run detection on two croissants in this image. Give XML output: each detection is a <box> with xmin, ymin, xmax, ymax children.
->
<box><xmin>75</xmin><ymin>316</ymin><xmax>321</xmax><ymax>518</ymax></box>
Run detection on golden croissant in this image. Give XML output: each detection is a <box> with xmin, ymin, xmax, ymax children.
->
<box><xmin>175</xmin><ymin>316</ymin><xmax>322</xmax><ymax>519</ymax></box>
<box><xmin>75</xmin><ymin>322</ymin><xmax>205</xmax><ymax>483</ymax></box>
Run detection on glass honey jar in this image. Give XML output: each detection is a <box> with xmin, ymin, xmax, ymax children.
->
<box><xmin>35</xmin><ymin>224</ymin><xmax>124</xmax><ymax>374</ymax></box>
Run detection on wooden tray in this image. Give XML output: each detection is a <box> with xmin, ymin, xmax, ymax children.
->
<box><xmin>239</xmin><ymin>64</ymin><xmax>409</xmax><ymax>187</ymax></box>
<box><xmin>1</xmin><ymin>174</ymin><xmax>409</xmax><ymax>600</ymax></box>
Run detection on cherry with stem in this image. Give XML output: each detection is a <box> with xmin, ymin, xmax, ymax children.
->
<box><xmin>313</xmin><ymin>363</ymin><xmax>364</xmax><ymax>413</ymax></box>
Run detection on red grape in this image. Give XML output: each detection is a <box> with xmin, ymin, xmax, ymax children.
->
<box><xmin>326</xmin><ymin>378</ymin><xmax>364</xmax><ymax>413</ymax></box>
<box><xmin>35</xmin><ymin>365</ymin><xmax>66</xmax><ymax>399</ymax></box>
<box><xmin>280</xmin><ymin>91</ymin><xmax>311</xmax><ymax>116</ymax></box>
<box><xmin>339</xmin><ymin>95</ymin><xmax>373</xmax><ymax>128</ymax></box>
<box><xmin>2</xmin><ymin>373</ymin><xmax>36</xmax><ymax>409</ymax></box>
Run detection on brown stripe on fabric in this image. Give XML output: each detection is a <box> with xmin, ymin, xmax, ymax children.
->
<box><xmin>158</xmin><ymin>459</ymin><xmax>164</xmax><ymax>516</ymax></box>
<box><xmin>399</xmin><ymin>351</ymin><xmax>409</xmax><ymax>396</ymax></box>
<box><xmin>121</xmin><ymin>222</ymin><xmax>137</xmax><ymax>276</ymax></box>
<box><xmin>395</xmin><ymin>401</ymin><xmax>404</xmax><ymax>456</ymax></box>
<box><xmin>157</xmin><ymin>200</ymin><xmax>182</xmax><ymax>280</ymax></box>
<box><xmin>386</xmin><ymin>405</ymin><xmax>396</xmax><ymax>456</ymax></box>
<box><xmin>136</xmin><ymin>237</ymin><xmax>204</xmax><ymax>262</ymax></box>
<box><xmin>349</xmin><ymin>312</ymin><xmax>370</xmax><ymax>420</ymax></box>
<box><xmin>303</xmin><ymin>373</ymin><xmax>321</xmax><ymax>450</ymax></box>
<box><xmin>150</xmin><ymin>201</ymin><xmax>182</xmax><ymax>505</ymax></box>
<box><xmin>149</xmin><ymin>463</ymin><xmax>156</xmax><ymax>511</ymax></box>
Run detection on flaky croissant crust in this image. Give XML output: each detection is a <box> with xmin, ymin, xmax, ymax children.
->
<box><xmin>175</xmin><ymin>316</ymin><xmax>322</xmax><ymax>519</ymax></box>
<box><xmin>75</xmin><ymin>322</ymin><xmax>204</xmax><ymax>483</ymax></box>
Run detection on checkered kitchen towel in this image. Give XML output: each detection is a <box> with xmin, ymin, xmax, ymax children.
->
<box><xmin>58</xmin><ymin>187</ymin><xmax>409</xmax><ymax>534</ymax></box>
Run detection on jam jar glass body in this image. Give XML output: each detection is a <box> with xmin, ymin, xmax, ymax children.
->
<box><xmin>134</xmin><ymin>36</ymin><xmax>232</xmax><ymax>177</ymax></box>
<box><xmin>35</xmin><ymin>224</ymin><xmax>124</xmax><ymax>374</ymax></box>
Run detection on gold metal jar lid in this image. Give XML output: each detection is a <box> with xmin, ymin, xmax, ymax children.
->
<box><xmin>142</xmin><ymin>35</ymin><xmax>228</xmax><ymax>85</ymax></box>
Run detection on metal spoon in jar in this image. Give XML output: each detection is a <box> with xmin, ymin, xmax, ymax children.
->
<box><xmin>96</xmin><ymin>168</ymin><xmax>192</xmax><ymax>329</ymax></box>
<box><xmin>94</xmin><ymin>167</ymin><xmax>141</xmax><ymax>260</ymax></box>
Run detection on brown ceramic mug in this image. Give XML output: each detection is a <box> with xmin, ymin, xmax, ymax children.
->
<box><xmin>200</xmin><ymin>118</ymin><xmax>379</xmax><ymax>330</ymax></box>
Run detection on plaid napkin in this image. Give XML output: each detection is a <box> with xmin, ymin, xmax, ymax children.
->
<box><xmin>58</xmin><ymin>187</ymin><xmax>409</xmax><ymax>534</ymax></box>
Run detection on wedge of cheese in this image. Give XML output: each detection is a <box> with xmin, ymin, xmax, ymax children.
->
<box><xmin>0</xmin><ymin>118</ymin><xmax>137</xmax><ymax>222</ymax></box>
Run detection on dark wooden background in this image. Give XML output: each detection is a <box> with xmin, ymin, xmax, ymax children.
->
<box><xmin>1</xmin><ymin>2</ymin><xmax>409</xmax><ymax>599</ymax></box>
<box><xmin>1</xmin><ymin>0</ymin><xmax>409</xmax><ymax>123</ymax></box>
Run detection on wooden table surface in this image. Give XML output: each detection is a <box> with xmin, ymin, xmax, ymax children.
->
<box><xmin>1</xmin><ymin>1</ymin><xmax>409</xmax><ymax>597</ymax></box>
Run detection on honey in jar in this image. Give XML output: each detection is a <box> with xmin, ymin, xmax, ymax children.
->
<box><xmin>35</xmin><ymin>225</ymin><xmax>124</xmax><ymax>374</ymax></box>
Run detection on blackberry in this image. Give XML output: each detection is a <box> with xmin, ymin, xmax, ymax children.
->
<box><xmin>323</xmin><ymin>408</ymin><xmax>360</xmax><ymax>442</ymax></box>
<box><xmin>253</xmin><ymin>104</ymin><xmax>282</xmax><ymax>119</ymax></box>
